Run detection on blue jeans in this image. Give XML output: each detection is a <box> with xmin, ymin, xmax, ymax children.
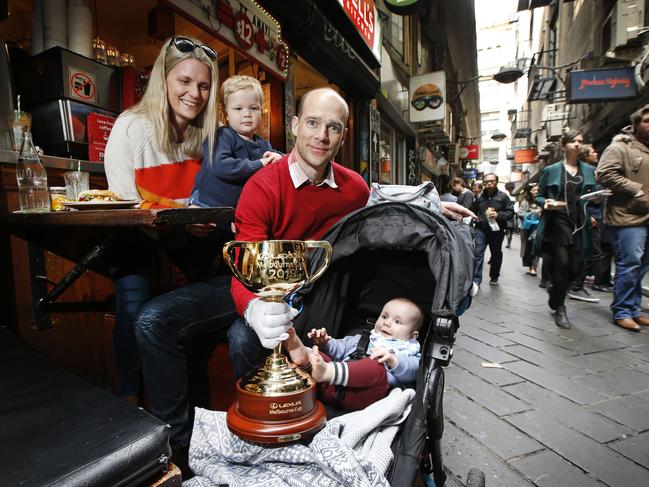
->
<box><xmin>612</xmin><ymin>225</ymin><xmax>649</xmax><ymax>320</ymax></box>
<box><xmin>227</xmin><ymin>318</ymin><xmax>269</xmax><ymax>381</ymax></box>
<box><xmin>112</xmin><ymin>273</ymin><xmax>151</xmax><ymax>397</ymax></box>
<box><xmin>473</xmin><ymin>228</ymin><xmax>505</xmax><ymax>285</ymax></box>
<box><xmin>133</xmin><ymin>276</ymin><xmax>237</xmax><ymax>449</ymax></box>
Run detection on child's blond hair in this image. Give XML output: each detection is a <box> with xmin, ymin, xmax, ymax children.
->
<box><xmin>221</xmin><ymin>75</ymin><xmax>264</xmax><ymax>108</ymax></box>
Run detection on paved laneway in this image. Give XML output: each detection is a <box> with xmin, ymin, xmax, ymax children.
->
<box><xmin>442</xmin><ymin>236</ymin><xmax>649</xmax><ymax>487</ymax></box>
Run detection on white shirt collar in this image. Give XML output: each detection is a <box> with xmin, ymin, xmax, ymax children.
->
<box><xmin>287</xmin><ymin>149</ymin><xmax>338</xmax><ymax>189</ymax></box>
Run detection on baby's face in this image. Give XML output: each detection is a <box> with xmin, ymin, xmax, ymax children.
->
<box><xmin>225</xmin><ymin>87</ymin><xmax>262</xmax><ymax>140</ymax></box>
<box><xmin>374</xmin><ymin>300</ymin><xmax>421</xmax><ymax>341</ymax></box>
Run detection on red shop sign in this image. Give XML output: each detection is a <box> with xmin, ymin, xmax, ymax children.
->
<box><xmin>460</xmin><ymin>144</ymin><xmax>479</xmax><ymax>160</ymax></box>
<box><xmin>338</xmin><ymin>0</ymin><xmax>376</xmax><ymax>50</ymax></box>
<box><xmin>514</xmin><ymin>148</ymin><xmax>538</xmax><ymax>164</ymax></box>
<box><xmin>87</xmin><ymin>113</ymin><xmax>116</xmax><ymax>162</ymax></box>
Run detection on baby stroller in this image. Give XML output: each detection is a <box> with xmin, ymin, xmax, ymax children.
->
<box><xmin>293</xmin><ymin>202</ymin><xmax>478</xmax><ymax>487</ymax></box>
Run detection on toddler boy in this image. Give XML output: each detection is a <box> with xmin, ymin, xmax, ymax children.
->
<box><xmin>190</xmin><ymin>75</ymin><xmax>282</xmax><ymax>208</ymax></box>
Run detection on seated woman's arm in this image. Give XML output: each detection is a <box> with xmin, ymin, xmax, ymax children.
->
<box><xmin>105</xmin><ymin>116</ymin><xmax>142</xmax><ymax>201</ymax></box>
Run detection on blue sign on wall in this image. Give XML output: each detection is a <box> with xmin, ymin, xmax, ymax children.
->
<box><xmin>463</xmin><ymin>168</ymin><xmax>477</xmax><ymax>179</ymax></box>
<box><xmin>567</xmin><ymin>67</ymin><xmax>638</xmax><ymax>103</ymax></box>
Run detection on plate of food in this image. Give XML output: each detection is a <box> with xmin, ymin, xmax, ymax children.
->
<box><xmin>61</xmin><ymin>190</ymin><xmax>140</xmax><ymax>210</ymax></box>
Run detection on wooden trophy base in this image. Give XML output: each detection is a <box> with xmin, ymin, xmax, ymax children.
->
<box><xmin>226</xmin><ymin>378</ymin><xmax>327</xmax><ymax>444</ymax></box>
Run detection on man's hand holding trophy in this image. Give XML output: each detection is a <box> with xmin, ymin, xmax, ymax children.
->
<box><xmin>223</xmin><ymin>239</ymin><xmax>332</xmax><ymax>444</ymax></box>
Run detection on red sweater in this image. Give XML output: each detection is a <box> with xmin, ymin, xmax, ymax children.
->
<box><xmin>231</xmin><ymin>156</ymin><xmax>369</xmax><ymax>314</ymax></box>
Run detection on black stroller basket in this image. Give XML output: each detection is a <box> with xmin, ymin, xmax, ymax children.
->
<box><xmin>294</xmin><ymin>202</ymin><xmax>474</xmax><ymax>487</ymax></box>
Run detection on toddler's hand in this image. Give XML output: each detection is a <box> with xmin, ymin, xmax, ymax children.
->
<box><xmin>261</xmin><ymin>151</ymin><xmax>283</xmax><ymax>166</ymax></box>
<box><xmin>370</xmin><ymin>346</ymin><xmax>398</xmax><ymax>369</ymax></box>
<box><xmin>307</xmin><ymin>327</ymin><xmax>331</xmax><ymax>347</ymax></box>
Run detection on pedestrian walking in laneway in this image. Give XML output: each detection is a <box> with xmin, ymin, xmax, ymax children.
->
<box><xmin>518</xmin><ymin>183</ymin><xmax>540</xmax><ymax>276</ymax></box>
<box><xmin>567</xmin><ymin>143</ymin><xmax>601</xmax><ymax>304</ymax></box>
<box><xmin>596</xmin><ymin>105</ymin><xmax>649</xmax><ymax>332</ymax></box>
<box><xmin>472</xmin><ymin>173</ymin><xmax>514</xmax><ymax>287</ymax></box>
<box><xmin>533</xmin><ymin>130</ymin><xmax>597</xmax><ymax>329</ymax></box>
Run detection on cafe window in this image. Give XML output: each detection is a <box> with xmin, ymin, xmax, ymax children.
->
<box><xmin>379</xmin><ymin>118</ymin><xmax>406</xmax><ymax>184</ymax></box>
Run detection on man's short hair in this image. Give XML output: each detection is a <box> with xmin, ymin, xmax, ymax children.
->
<box><xmin>579</xmin><ymin>144</ymin><xmax>593</xmax><ymax>160</ymax></box>
<box><xmin>297</xmin><ymin>87</ymin><xmax>349</xmax><ymax>123</ymax></box>
<box><xmin>450</xmin><ymin>177</ymin><xmax>465</xmax><ymax>188</ymax></box>
<box><xmin>484</xmin><ymin>173</ymin><xmax>498</xmax><ymax>183</ymax></box>
<box><xmin>630</xmin><ymin>104</ymin><xmax>649</xmax><ymax>132</ymax></box>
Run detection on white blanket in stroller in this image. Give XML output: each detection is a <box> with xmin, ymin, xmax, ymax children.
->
<box><xmin>184</xmin><ymin>388</ymin><xmax>415</xmax><ymax>487</ymax></box>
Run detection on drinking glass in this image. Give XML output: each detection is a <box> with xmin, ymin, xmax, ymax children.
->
<box><xmin>64</xmin><ymin>171</ymin><xmax>90</xmax><ymax>200</ymax></box>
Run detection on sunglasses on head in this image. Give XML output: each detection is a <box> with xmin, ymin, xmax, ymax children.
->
<box><xmin>411</xmin><ymin>94</ymin><xmax>444</xmax><ymax>111</ymax></box>
<box><xmin>169</xmin><ymin>36</ymin><xmax>217</xmax><ymax>60</ymax></box>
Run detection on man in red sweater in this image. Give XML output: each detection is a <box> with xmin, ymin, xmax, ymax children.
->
<box><xmin>227</xmin><ymin>87</ymin><xmax>370</xmax><ymax>379</ymax></box>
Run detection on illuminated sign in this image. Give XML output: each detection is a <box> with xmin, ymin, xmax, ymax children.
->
<box><xmin>162</xmin><ymin>0</ymin><xmax>290</xmax><ymax>80</ymax></box>
<box><xmin>567</xmin><ymin>67</ymin><xmax>638</xmax><ymax>103</ymax></box>
<box><xmin>337</xmin><ymin>0</ymin><xmax>381</xmax><ymax>61</ymax></box>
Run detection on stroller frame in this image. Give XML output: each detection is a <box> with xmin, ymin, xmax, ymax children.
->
<box><xmin>294</xmin><ymin>202</ymin><xmax>474</xmax><ymax>487</ymax></box>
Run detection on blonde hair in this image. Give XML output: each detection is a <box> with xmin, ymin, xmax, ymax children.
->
<box><xmin>126</xmin><ymin>36</ymin><xmax>219</xmax><ymax>160</ymax></box>
<box><xmin>221</xmin><ymin>75</ymin><xmax>264</xmax><ymax>108</ymax></box>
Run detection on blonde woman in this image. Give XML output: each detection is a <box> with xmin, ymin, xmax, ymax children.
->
<box><xmin>102</xmin><ymin>37</ymin><xmax>219</xmax><ymax>417</ymax></box>
<box><xmin>106</xmin><ymin>36</ymin><xmax>219</xmax><ymax>207</ymax></box>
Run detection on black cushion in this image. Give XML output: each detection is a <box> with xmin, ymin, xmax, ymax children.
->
<box><xmin>0</xmin><ymin>327</ymin><xmax>171</xmax><ymax>487</ymax></box>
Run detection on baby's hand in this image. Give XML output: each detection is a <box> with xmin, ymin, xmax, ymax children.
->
<box><xmin>307</xmin><ymin>327</ymin><xmax>331</xmax><ymax>347</ymax></box>
<box><xmin>370</xmin><ymin>346</ymin><xmax>398</xmax><ymax>369</ymax></box>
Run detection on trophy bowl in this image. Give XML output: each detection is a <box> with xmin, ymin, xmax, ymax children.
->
<box><xmin>223</xmin><ymin>239</ymin><xmax>332</xmax><ymax>443</ymax></box>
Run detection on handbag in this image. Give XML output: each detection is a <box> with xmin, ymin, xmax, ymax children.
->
<box><xmin>521</xmin><ymin>212</ymin><xmax>539</xmax><ymax>230</ymax></box>
<box><xmin>366</xmin><ymin>182</ymin><xmax>441</xmax><ymax>212</ymax></box>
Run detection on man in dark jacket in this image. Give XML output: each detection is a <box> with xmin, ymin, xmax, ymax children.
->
<box><xmin>473</xmin><ymin>173</ymin><xmax>514</xmax><ymax>286</ymax></box>
<box><xmin>596</xmin><ymin>105</ymin><xmax>649</xmax><ymax>332</ymax></box>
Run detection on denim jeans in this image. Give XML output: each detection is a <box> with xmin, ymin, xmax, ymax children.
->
<box><xmin>473</xmin><ymin>228</ymin><xmax>505</xmax><ymax>285</ymax></box>
<box><xmin>112</xmin><ymin>273</ymin><xmax>151</xmax><ymax>397</ymax></box>
<box><xmin>133</xmin><ymin>275</ymin><xmax>237</xmax><ymax>449</ymax></box>
<box><xmin>227</xmin><ymin>317</ymin><xmax>270</xmax><ymax>381</ymax></box>
<box><xmin>612</xmin><ymin>225</ymin><xmax>649</xmax><ymax>320</ymax></box>
<box><xmin>107</xmin><ymin>230</ymin><xmax>156</xmax><ymax>398</ymax></box>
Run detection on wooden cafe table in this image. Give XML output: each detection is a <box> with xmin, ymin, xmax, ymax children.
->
<box><xmin>3</xmin><ymin>206</ymin><xmax>234</xmax><ymax>330</ymax></box>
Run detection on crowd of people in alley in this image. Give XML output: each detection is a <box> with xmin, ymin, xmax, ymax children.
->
<box><xmin>447</xmin><ymin>106</ymin><xmax>649</xmax><ymax>333</ymax></box>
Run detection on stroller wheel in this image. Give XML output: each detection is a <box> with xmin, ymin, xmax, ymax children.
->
<box><xmin>466</xmin><ymin>468</ymin><xmax>486</xmax><ymax>487</ymax></box>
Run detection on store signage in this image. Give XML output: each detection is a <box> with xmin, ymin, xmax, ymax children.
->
<box><xmin>409</xmin><ymin>71</ymin><xmax>446</xmax><ymax>123</ymax></box>
<box><xmin>68</xmin><ymin>67</ymin><xmax>96</xmax><ymax>104</ymax></box>
<box><xmin>510</xmin><ymin>170</ymin><xmax>523</xmax><ymax>182</ymax></box>
<box><xmin>463</xmin><ymin>168</ymin><xmax>477</xmax><ymax>179</ymax></box>
<box><xmin>87</xmin><ymin>113</ymin><xmax>115</xmax><ymax>162</ymax></box>
<box><xmin>369</xmin><ymin>103</ymin><xmax>381</xmax><ymax>184</ymax></box>
<box><xmin>337</xmin><ymin>0</ymin><xmax>381</xmax><ymax>61</ymax></box>
<box><xmin>514</xmin><ymin>148</ymin><xmax>538</xmax><ymax>164</ymax></box>
<box><xmin>384</xmin><ymin>0</ymin><xmax>423</xmax><ymax>15</ymax></box>
<box><xmin>162</xmin><ymin>0</ymin><xmax>290</xmax><ymax>80</ymax></box>
<box><xmin>567</xmin><ymin>67</ymin><xmax>638</xmax><ymax>103</ymax></box>
<box><xmin>459</xmin><ymin>144</ymin><xmax>479</xmax><ymax>160</ymax></box>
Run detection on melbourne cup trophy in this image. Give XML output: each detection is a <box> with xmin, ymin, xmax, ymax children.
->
<box><xmin>223</xmin><ymin>240</ymin><xmax>332</xmax><ymax>443</ymax></box>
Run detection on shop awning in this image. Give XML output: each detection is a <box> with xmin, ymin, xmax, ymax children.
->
<box><xmin>264</xmin><ymin>0</ymin><xmax>380</xmax><ymax>97</ymax></box>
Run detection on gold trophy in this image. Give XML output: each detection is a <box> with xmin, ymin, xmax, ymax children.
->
<box><xmin>223</xmin><ymin>240</ymin><xmax>332</xmax><ymax>443</ymax></box>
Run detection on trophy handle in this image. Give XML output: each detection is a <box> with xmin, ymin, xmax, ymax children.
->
<box><xmin>223</xmin><ymin>241</ymin><xmax>253</xmax><ymax>287</ymax></box>
<box><xmin>303</xmin><ymin>241</ymin><xmax>333</xmax><ymax>286</ymax></box>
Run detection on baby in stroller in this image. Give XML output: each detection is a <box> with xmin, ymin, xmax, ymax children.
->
<box><xmin>285</xmin><ymin>297</ymin><xmax>423</xmax><ymax>411</ymax></box>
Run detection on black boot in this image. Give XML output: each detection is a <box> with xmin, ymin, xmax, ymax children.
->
<box><xmin>547</xmin><ymin>286</ymin><xmax>558</xmax><ymax>311</ymax></box>
<box><xmin>554</xmin><ymin>305</ymin><xmax>572</xmax><ymax>329</ymax></box>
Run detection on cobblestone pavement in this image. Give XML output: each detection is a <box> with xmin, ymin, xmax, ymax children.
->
<box><xmin>441</xmin><ymin>236</ymin><xmax>649</xmax><ymax>487</ymax></box>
